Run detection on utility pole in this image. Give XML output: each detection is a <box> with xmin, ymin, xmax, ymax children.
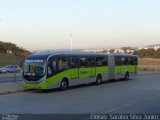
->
<box><xmin>13</xmin><ymin>49</ymin><xmax>16</xmax><ymax>82</ymax></box>
<box><xmin>70</xmin><ymin>33</ymin><xmax>73</xmax><ymax>52</ymax></box>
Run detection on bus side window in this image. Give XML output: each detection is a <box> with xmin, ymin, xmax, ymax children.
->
<box><xmin>134</xmin><ymin>57</ymin><xmax>138</xmax><ymax>65</ymax></box>
<box><xmin>47</xmin><ymin>61</ymin><xmax>53</xmax><ymax>77</ymax></box>
<box><xmin>47</xmin><ymin>66</ymin><xmax>52</xmax><ymax>76</ymax></box>
<box><xmin>129</xmin><ymin>57</ymin><xmax>134</xmax><ymax>65</ymax></box>
<box><xmin>87</xmin><ymin>57</ymin><xmax>91</xmax><ymax>67</ymax></box>
<box><xmin>58</xmin><ymin>57</ymin><xmax>69</xmax><ymax>71</ymax></box>
<box><xmin>121</xmin><ymin>57</ymin><xmax>126</xmax><ymax>65</ymax></box>
<box><xmin>115</xmin><ymin>57</ymin><xmax>121</xmax><ymax>66</ymax></box>
<box><xmin>52</xmin><ymin>60</ymin><xmax>57</xmax><ymax>71</ymax></box>
<box><xmin>102</xmin><ymin>57</ymin><xmax>108</xmax><ymax>66</ymax></box>
<box><xmin>91</xmin><ymin>58</ymin><xmax>95</xmax><ymax>67</ymax></box>
<box><xmin>80</xmin><ymin>57</ymin><xmax>87</xmax><ymax>67</ymax></box>
<box><xmin>70</xmin><ymin>58</ymin><xmax>76</xmax><ymax>68</ymax></box>
<box><xmin>96</xmin><ymin>57</ymin><xmax>102</xmax><ymax>66</ymax></box>
<box><xmin>87</xmin><ymin>57</ymin><xmax>95</xmax><ymax>67</ymax></box>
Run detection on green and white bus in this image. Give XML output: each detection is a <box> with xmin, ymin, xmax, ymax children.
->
<box><xmin>23</xmin><ymin>52</ymin><xmax>138</xmax><ymax>90</ymax></box>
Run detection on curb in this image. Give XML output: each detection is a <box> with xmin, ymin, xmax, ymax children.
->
<box><xmin>138</xmin><ymin>72</ymin><xmax>160</xmax><ymax>76</ymax></box>
<box><xmin>0</xmin><ymin>89</ymin><xmax>25</xmax><ymax>95</ymax></box>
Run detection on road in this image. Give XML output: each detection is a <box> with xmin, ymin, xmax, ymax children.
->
<box><xmin>0</xmin><ymin>74</ymin><xmax>160</xmax><ymax>114</ymax></box>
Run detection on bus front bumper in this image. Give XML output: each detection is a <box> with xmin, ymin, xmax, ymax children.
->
<box><xmin>23</xmin><ymin>81</ymin><xmax>47</xmax><ymax>90</ymax></box>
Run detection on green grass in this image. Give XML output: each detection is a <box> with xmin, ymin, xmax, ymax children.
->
<box><xmin>0</xmin><ymin>53</ymin><xmax>21</xmax><ymax>67</ymax></box>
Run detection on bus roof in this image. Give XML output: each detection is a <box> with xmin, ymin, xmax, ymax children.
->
<box><xmin>109</xmin><ymin>53</ymin><xmax>137</xmax><ymax>57</ymax></box>
<box><xmin>26</xmin><ymin>51</ymin><xmax>137</xmax><ymax>60</ymax></box>
<box><xmin>26</xmin><ymin>51</ymin><xmax>108</xmax><ymax>59</ymax></box>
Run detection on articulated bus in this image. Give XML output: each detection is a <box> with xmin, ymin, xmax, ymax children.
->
<box><xmin>23</xmin><ymin>52</ymin><xmax>138</xmax><ymax>90</ymax></box>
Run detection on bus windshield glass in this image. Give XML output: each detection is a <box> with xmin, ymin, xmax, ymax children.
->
<box><xmin>23</xmin><ymin>59</ymin><xmax>46</xmax><ymax>78</ymax></box>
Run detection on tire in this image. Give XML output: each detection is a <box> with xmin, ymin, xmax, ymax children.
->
<box><xmin>60</xmin><ymin>79</ymin><xmax>68</xmax><ymax>90</ymax></box>
<box><xmin>96</xmin><ymin>75</ymin><xmax>102</xmax><ymax>85</ymax></box>
<box><xmin>124</xmin><ymin>72</ymin><xmax>129</xmax><ymax>81</ymax></box>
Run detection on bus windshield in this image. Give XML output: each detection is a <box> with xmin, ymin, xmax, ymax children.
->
<box><xmin>23</xmin><ymin>59</ymin><xmax>46</xmax><ymax>79</ymax></box>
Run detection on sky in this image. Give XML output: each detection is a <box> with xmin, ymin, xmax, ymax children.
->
<box><xmin>0</xmin><ymin>0</ymin><xmax>160</xmax><ymax>51</ymax></box>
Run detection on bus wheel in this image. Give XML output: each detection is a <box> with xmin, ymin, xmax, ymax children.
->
<box><xmin>124</xmin><ymin>72</ymin><xmax>129</xmax><ymax>81</ymax></box>
<box><xmin>96</xmin><ymin>75</ymin><xmax>102</xmax><ymax>85</ymax></box>
<box><xmin>60</xmin><ymin>79</ymin><xmax>68</xmax><ymax>90</ymax></box>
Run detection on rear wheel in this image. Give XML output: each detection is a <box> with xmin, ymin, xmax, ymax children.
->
<box><xmin>60</xmin><ymin>79</ymin><xmax>69</xmax><ymax>90</ymax></box>
<box><xmin>96</xmin><ymin>75</ymin><xmax>102</xmax><ymax>85</ymax></box>
<box><xmin>124</xmin><ymin>72</ymin><xmax>129</xmax><ymax>81</ymax></box>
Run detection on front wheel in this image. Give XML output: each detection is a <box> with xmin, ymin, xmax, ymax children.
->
<box><xmin>60</xmin><ymin>80</ymin><xmax>68</xmax><ymax>90</ymax></box>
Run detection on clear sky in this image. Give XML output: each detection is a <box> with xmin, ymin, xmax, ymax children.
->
<box><xmin>0</xmin><ymin>0</ymin><xmax>160</xmax><ymax>51</ymax></box>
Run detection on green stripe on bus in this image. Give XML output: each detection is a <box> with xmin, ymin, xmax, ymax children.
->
<box><xmin>23</xmin><ymin>66</ymin><xmax>109</xmax><ymax>89</ymax></box>
<box><xmin>115</xmin><ymin>65</ymin><xmax>138</xmax><ymax>74</ymax></box>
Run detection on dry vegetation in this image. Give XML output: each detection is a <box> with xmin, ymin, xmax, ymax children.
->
<box><xmin>138</xmin><ymin>58</ymin><xmax>160</xmax><ymax>71</ymax></box>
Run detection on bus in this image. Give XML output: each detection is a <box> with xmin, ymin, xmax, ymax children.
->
<box><xmin>23</xmin><ymin>52</ymin><xmax>138</xmax><ymax>90</ymax></box>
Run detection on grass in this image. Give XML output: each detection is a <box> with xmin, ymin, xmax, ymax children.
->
<box><xmin>0</xmin><ymin>53</ymin><xmax>21</xmax><ymax>67</ymax></box>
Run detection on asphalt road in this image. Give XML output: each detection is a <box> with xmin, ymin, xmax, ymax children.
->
<box><xmin>0</xmin><ymin>74</ymin><xmax>160</xmax><ymax>114</ymax></box>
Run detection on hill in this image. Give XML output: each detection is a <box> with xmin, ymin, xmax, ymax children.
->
<box><xmin>0</xmin><ymin>41</ymin><xmax>31</xmax><ymax>57</ymax></box>
<box><xmin>0</xmin><ymin>41</ymin><xmax>31</xmax><ymax>67</ymax></box>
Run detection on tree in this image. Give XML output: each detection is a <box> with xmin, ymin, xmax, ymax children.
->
<box><xmin>0</xmin><ymin>41</ymin><xmax>31</xmax><ymax>57</ymax></box>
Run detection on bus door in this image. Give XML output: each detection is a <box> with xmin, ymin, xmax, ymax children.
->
<box><xmin>88</xmin><ymin>57</ymin><xmax>96</xmax><ymax>77</ymax></box>
<box><xmin>128</xmin><ymin>57</ymin><xmax>134</xmax><ymax>74</ymax></box>
<box><xmin>47</xmin><ymin>58</ymin><xmax>58</xmax><ymax>78</ymax></box>
<box><xmin>121</xmin><ymin>57</ymin><xmax>131</xmax><ymax>75</ymax></box>
<box><xmin>78</xmin><ymin>57</ymin><xmax>90</xmax><ymax>78</ymax></box>
<box><xmin>121</xmin><ymin>57</ymin><xmax>128</xmax><ymax>75</ymax></box>
<box><xmin>70</xmin><ymin>58</ymin><xmax>79</xmax><ymax>79</ymax></box>
<box><xmin>115</xmin><ymin>57</ymin><xmax>121</xmax><ymax>76</ymax></box>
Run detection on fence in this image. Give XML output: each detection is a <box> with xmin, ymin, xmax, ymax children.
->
<box><xmin>0</xmin><ymin>55</ymin><xmax>24</xmax><ymax>81</ymax></box>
